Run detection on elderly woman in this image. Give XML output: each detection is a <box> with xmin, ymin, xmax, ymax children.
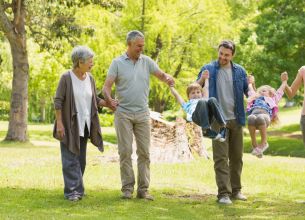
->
<box><xmin>53</xmin><ymin>45</ymin><xmax>107</xmax><ymax>201</ymax></box>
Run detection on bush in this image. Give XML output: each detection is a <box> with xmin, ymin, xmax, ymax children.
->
<box><xmin>99</xmin><ymin>112</ymin><xmax>114</xmax><ymax>127</ymax></box>
<box><xmin>0</xmin><ymin>100</ymin><xmax>9</xmax><ymax>120</ymax></box>
<box><xmin>162</xmin><ymin>109</ymin><xmax>185</xmax><ymax>122</ymax></box>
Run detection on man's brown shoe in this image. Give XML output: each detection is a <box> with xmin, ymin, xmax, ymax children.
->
<box><xmin>121</xmin><ymin>191</ymin><xmax>132</xmax><ymax>199</ymax></box>
<box><xmin>136</xmin><ymin>192</ymin><xmax>154</xmax><ymax>201</ymax></box>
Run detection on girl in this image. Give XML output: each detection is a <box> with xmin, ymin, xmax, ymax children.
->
<box><xmin>247</xmin><ymin>74</ymin><xmax>287</xmax><ymax>158</ymax></box>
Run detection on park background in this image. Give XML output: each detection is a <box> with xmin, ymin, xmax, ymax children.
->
<box><xmin>0</xmin><ymin>0</ymin><xmax>305</xmax><ymax>219</ymax></box>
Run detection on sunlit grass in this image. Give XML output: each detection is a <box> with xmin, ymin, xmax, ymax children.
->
<box><xmin>1</xmin><ymin>113</ymin><xmax>305</xmax><ymax>219</ymax></box>
<box><xmin>0</xmin><ymin>121</ymin><xmax>117</xmax><ymax>144</ymax></box>
<box><xmin>0</xmin><ymin>141</ymin><xmax>305</xmax><ymax>219</ymax></box>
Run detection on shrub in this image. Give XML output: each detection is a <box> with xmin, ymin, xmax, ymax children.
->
<box><xmin>99</xmin><ymin>112</ymin><xmax>114</xmax><ymax>127</ymax></box>
<box><xmin>0</xmin><ymin>100</ymin><xmax>9</xmax><ymax>120</ymax></box>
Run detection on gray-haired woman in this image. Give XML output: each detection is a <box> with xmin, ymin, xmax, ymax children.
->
<box><xmin>54</xmin><ymin>45</ymin><xmax>109</xmax><ymax>201</ymax></box>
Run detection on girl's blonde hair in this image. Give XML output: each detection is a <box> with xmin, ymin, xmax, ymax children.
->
<box><xmin>257</xmin><ymin>85</ymin><xmax>274</xmax><ymax>97</ymax></box>
<box><xmin>257</xmin><ymin>85</ymin><xmax>279</xmax><ymax>124</ymax></box>
<box><xmin>186</xmin><ymin>83</ymin><xmax>203</xmax><ymax>98</ymax></box>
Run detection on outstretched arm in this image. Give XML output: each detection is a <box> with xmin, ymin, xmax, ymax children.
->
<box><xmin>169</xmin><ymin>86</ymin><xmax>185</xmax><ymax>105</ymax></box>
<box><xmin>247</xmin><ymin>75</ymin><xmax>258</xmax><ymax>102</ymax></box>
<box><xmin>247</xmin><ymin>84</ymin><xmax>258</xmax><ymax>103</ymax></box>
<box><xmin>283</xmin><ymin>69</ymin><xmax>303</xmax><ymax>99</ymax></box>
<box><xmin>154</xmin><ymin>70</ymin><xmax>175</xmax><ymax>87</ymax></box>
<box><xmin>202</xmin><ymin>79</ymin><xmax>209</xmax><ymax>98</ymax></box>
<box><xmin>197</xmin><ymin>69</ymin><xmax>209</xmax><ymax>87</ymax></box>
<box><xmin>273</xmin><ymin>76</ymin><xmax>288</xmax><ymax>104</ymax></box>
<box><xmin>278</xmin><ymin>79</ymin><xmax>288</xmax><ymax>92</ymax></box>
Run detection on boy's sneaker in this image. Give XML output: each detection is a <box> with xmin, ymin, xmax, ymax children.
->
<box><xmin>218</xmin><ymin>127</ymin><xmax>227</xmax><ymax>142</ymax></box>
<box><xmin>262</xmin><ymin>142</ymin><xmax>269</xmax><ymax>153</ymax></box>
<box><xmin>67</xmin><ymin>195</ymin><xmax>80</xmax><ymax>202</ymax></box>
<box><xmin>202</xmin><ymin>128</ymin><xmax>220</xmax><ymax>140</ymax></box>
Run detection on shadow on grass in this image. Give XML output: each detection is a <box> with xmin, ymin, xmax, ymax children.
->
<box><xmin>0</xmin><ymin>140</ymin><xmax>52</xmax><ymax>149</ymax></box>
<box><xmin>1</xmin><ymin>130</ymin><xmax>117</xmax><ymax>145</ymax></box>
<box><xmin>244</xmin><ymin>123</ymin><xmax>305</xmax><ymax>158</ymax></box>
<box><xmin>0</xmin><ymin>187</ymin><xmax>304</xmax><ymax>219</ymax></box>
<box><xmin>270</xmin><ymin>124</ymin><xmax>300</xmax><ymax>133</ymax></box>
<box><xmin>244</xmin><ymin>137</ymin><xmax>305</xmax><ymax>158</ymax></box>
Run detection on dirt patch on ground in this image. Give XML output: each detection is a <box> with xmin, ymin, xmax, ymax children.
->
<box><xmin>162</xmin><ymin>192</ymin><xmax>214</xmax><ymax>201</ymax></box>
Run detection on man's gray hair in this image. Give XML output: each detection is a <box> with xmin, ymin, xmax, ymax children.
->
<box><xmin>126</xmin><ymin>30</ymin><xmax>144</xmax><ymax>44</ymax></box>
<box><xmin>71</xmin><ymin>45</ymin><xmax>95</xmax><ymax>68</ymax></box>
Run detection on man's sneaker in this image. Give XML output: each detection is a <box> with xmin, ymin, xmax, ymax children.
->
<box><xmin>232</xmin><ymin>192</ymin><xmax>247</xmax><ymax>201</ymax></box>
<box><xmin>136</xmin><ymin>192</ymin><xmax>154</xmax><ymax>201</ymax></box>
<box><xmin>121</xmin><ymin>191</ymin><xmax>133</xmax><ymax>199</ymax></box>
<box><xmin>218</xmin><ymin>196</ymin><xmax>232</xmax><ymax>205</ymax></box>
<box><xmin>262</xmin><ymin>142</ymin><xmax>269</xmax><ymax>153</ymax></box>
<box><xmin>218</xmin><ymin>127</ymin><xmax>227</xmax><ymax>142</ymax></box>
<box><xmin>203</xmin><ymin>128</ymin><xmax>220</xmax><ymax>140</ymax></box>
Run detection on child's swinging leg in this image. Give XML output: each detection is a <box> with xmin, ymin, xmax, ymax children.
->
<box><xmin>258</xmin><ymin>124</ymin><xmax>269</xmax><ymax>152</ymax></box>
<box><xmin>248</xmin><ymin>125</ymin><xmax>257</xmax><ymax>148</ymax></box>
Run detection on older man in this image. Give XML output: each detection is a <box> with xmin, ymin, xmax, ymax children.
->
<box><xmin>103</xmin><ymin>30</ymin><xmax>174</xmax><ymax>200</ymax></box>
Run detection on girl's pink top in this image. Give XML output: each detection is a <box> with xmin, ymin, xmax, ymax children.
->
<box><xmin>247</xmin><ymin>88</ymin><xmax>284</xmax><ymax>119</ymax></box>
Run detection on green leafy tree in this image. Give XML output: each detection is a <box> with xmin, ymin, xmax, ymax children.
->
<box><xmin>0</xmin><ymin>0</ymin><xmax>123</xmax><ymax>141</ymax></box>
<box><xmin>27</xmin><ymin>41</ymin><xmax>66</xmax><ymax>123</ymax></box>
<box><xmin>120</xmin><ymin>0</ymin><xmax>238</xmax><ymax>112</ymax></box>
<box><xmin>0</xmin><ymin>0</ymin><xmax>29</xmax><ymax>141</ymax></box>
<box><xmin>74</xmin><ymin>4</ymin><xmax>125</xmax><ymax>90</ymax></box>
<box><xmin>238</xmin><ymin>0</ymin><xmax>305</xmax><ymax>88</ymax></box>
<box><xmin>0</xmin><ymin>41</ymin><xmax>12</xmax><ymax>120</ymax></box>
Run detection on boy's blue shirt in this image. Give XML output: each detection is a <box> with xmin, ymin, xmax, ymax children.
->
<box><xmin>197</xmin><ymin>60</ymin><xmax>249</xmax><ymax>125</ymax></box>
<box><xmin>181</xmin><ymin>98</ymin><xmax>208</xmax><ymax>122</ymax></box>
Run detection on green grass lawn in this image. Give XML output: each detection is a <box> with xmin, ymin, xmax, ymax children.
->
<box><xmin>1</xmin><ymin>114</ymin><xmax>305</xmax><ymax>219</ymax></box>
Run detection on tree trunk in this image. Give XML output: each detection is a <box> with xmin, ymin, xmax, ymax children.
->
<box><xmin>153</xmin><ymin>99</ymin><xmax>166</xmax><ymax>113</ymax></box>
<box><xmin>40</xmin><ymin>98</ymin><xmax>46</xmax><ymax>122</ymax></box>
<box><xmin>141</xmin><ymin>0</ymin><xmax>145</xmax><ymax>33</ymax></box>
<box><xmin>5</xmin><ymin>35</ymin><xmax>29</xmax><ymax>141</ymax></box>
<box><xmin>173</xmin><ymin>34</ymin><xmax>192</xmax><ymax>78</ymax></box>
<box><xmin>3</xmin><ymin>0</ymin><xmax>29</xmax><ymax>141</ymax></box>
<box><xmin>151</xmin><ymin>33</ymin><xmax>162</xmax><ymax>60</ymax></box>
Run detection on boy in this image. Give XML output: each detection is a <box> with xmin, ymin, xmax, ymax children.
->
<box><xmin>169</xmin><ymin>71</ymin><xmax>226</xmax><ymax>141</ymax></box>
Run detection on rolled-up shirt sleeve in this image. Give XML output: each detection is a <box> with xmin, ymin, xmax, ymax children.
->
<box><xmin>147</xmin><ymin>57</ymin><xmax>160</xmax><ymax>74</ymax></box>
<box><xmin>107</xmin><ymin>60</ymin><xmax>118</xmax><ymax>78</ymax></box>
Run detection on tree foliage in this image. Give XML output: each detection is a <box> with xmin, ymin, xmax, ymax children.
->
<box><xmin>0</xmin><ymin>0</ymin><xmax>124</xmax><ymax>140</ymax></box>
<box><xmin>119</xmin><ymin>0</ymin><xmax>239</xmax><ymax>111</ymax></box>
<box><xmin>3</xmin><ymin>0</ymin><xmax>303</xmax><ymax>127</ymax></box>
<box><xmin>239</xmin><ymin>0</ymin><xmax>305</xmax><ymax>88</ymax></box>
